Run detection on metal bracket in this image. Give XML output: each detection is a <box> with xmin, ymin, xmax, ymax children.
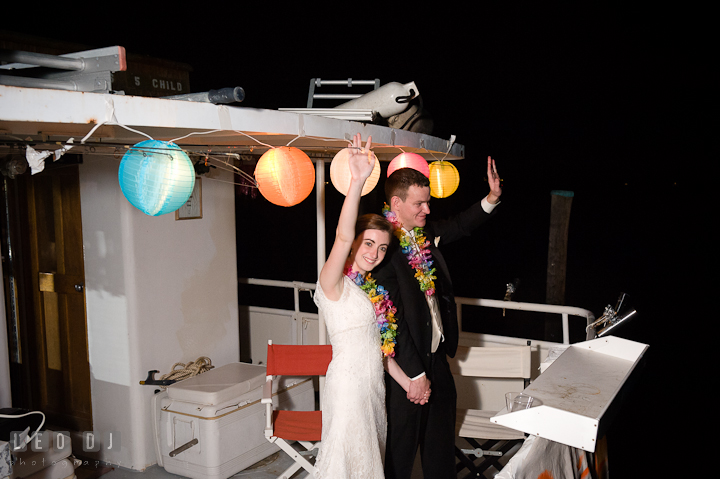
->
<box><xmin>139</xmin><ymin>370</ymin><xmax>177</xmax><ymax>386</ymax></box>
<box><xmin>460</xmin><ymin>448</ymin><xmax>503</xmax><ymax>458</ymax></box>
<box><xmin>298</xmin><ymin>448</ymin><xmax>318</xmax><ymax>457</ymax></box>
<box><xmin>0</xmin><ymin>46</ymin><xmax>127</xmax><ymax>93</ymax></box>
<box><xmin>586</xmin><ymin>292</ymin><xmax>638</xmax><ymax>337</ymax></box>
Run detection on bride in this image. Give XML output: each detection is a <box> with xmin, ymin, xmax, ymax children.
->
<box><xmin>313</xmin><ymin>134</ymin><xmax>429</xmax><ymax>478</ymax></box>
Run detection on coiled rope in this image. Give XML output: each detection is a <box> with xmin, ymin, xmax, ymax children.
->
<box><xmin>159</xmin><ymin>357</ymin><xmax>214</xmax><ymax>386</ymax></box>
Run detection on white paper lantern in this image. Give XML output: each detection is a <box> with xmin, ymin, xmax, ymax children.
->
<box><xmin>330</xmin><ymin>148</ymin><xmax>381</xmax><ymax>196</ymax></box>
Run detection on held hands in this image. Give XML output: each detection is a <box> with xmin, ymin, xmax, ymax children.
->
<box><xmin>407</xmin><ymin>375</ymin><xmax>431</xmax><ymax>405</ymax></box>
<box><xmin>486</xmin><ymin>156</ymin><xmax>502</xmax><ymax>204</ymax></box>
<box><xmin>347</xmin><ymin>133</ymin><xmax>374</xmax><ymax>184</ymax></box>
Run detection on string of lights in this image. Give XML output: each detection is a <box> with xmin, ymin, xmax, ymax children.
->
<box><xmin>1</xmin><ymin>118</ymin><xmax>464</xmax><ymax>213</ymax></box>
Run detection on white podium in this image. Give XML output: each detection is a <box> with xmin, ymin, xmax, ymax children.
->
<box><xmin>492</xmin><ymin>336</ymin><xmax>648</xmax><ymax>452</ymax></box>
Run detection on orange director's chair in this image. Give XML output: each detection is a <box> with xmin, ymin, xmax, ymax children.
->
<box><xmin>262</xmin><ymin>340</ymin><xmax>333</xmax><ymax>478</ymax></box>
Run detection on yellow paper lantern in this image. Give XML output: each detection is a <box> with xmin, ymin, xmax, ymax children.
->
<box><xmin>387</xmin><ymin>152</ymin><xmax>430</xmax><ymax>178</ymax></box>
<box><xmin>255</xmin><ymin>147</ymin><xmax>315</xmax><ymax>206</ymax></box>
<box><xmin>330</xmin><ymin>148</ymin><xmax>381</xmax><ymax>196</ymax></box>
<box><xmin>428</xmin><ymin>160</ymin><xmax>460</xmax><ymax>198</ymax></box>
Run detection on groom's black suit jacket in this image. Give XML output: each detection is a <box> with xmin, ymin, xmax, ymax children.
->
<box><xmin>374</xmin><ymin>199</ymin><xmax>497</xmax><ymax>393</ymax></box>
<box><xmin>374</xmin><ymin>199</ymin><xmax>498</xmax><ymax>478</ymax></box>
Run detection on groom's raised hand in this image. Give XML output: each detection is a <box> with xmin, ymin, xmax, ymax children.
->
<box><xmin>486</xmin><ymin>156</ymin><xmax>502</xmax><ymax>204</ymax></box>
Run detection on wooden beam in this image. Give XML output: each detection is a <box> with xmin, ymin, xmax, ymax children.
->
<box><xmin>546</xmin><ymin>190</ymin><xmax>574</xmax><ymax>305</ymax></box>
<box><xmin>545</xmin><ymin>190</ymin><xmax>574</xmax><ymax>342</ymax></box>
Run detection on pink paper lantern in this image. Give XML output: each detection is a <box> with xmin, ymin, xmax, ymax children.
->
<box><xmin>387</xmin><ymin>152</ymin><xmax>430</xmax><ymax>177</ymax></box>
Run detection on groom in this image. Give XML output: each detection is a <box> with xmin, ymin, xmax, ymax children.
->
<box><xmin>373</xmin><ymin>157</ymin><xmax>502</xmax><ymax>479</ymax></box>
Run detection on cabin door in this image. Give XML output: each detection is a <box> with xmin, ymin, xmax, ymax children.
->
<box><xmin>2</xmin><ymin>160</ymin><xmax>92</xmax><ymax>432</ymax></box>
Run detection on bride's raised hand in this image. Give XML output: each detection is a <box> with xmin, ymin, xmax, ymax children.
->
<box><xmin>347</xmin><ymin>133</ymin><xmax>374</xmax><ymax>183</ymax></box>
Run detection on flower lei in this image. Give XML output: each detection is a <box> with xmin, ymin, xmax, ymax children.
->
<box><xmin>344</xmin><ymin>266</ymin><xmax>398</xmax><ymax>357</ymax></box>
<box><xmin>382</xmin><ymin>203</ymin><xmax>436</xmax><ymax>296</ymax></box>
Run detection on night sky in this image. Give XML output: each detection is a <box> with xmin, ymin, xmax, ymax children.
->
<box><xmin>5</xmin><ymin>4</ymin><xmax>701</xmax><ymax>476</ymax></box>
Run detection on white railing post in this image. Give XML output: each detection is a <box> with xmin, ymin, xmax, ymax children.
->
<box><xmin>315</xmin><ymin>159</ymin><xmax>327</xmax><ymax>347</ymax></box>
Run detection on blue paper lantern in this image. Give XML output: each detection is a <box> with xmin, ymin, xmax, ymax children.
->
<box><xmin>118</xmin><ymin>140</ymin><xmax>196</xmax><ymax>216</ymax></box>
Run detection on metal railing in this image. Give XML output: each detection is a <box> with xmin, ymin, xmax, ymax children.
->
<box><xmin>456</xmin><ymin>298</ymin><xmax>595</xmax><ymax>345</ymax></box>
<box><xmin>306</xmin><ymin>78</ymin><xmax>380</xmax><ymax>107</ymax></box>
<box><xmin>239</xmin><ymin>277</ymin><xmax>316</xmax><ymax>314</ymax></box>
<box><xmin>238</xmin><ymin>278</ymin><xmax>596</xmax><ymax>347</ymax></box>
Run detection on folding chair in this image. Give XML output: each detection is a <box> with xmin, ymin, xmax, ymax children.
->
<box><xmin>449</xmin><ymin>345</ymin><xmax>532</xmax><ymax>478</ymax></box>
<box><xmin>262</xmin><ymin>340</ymin><xmax>333</xmax><ymax>478</ymax></box>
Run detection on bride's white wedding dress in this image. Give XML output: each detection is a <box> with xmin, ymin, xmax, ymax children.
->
<box><xmin>313</xmin><ymin>275</ymin><xmax>386</xmax><ymax>478</ymax></box>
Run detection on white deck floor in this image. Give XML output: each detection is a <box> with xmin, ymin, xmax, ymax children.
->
<box><xmin>80</xmin><ymin>451</ymin><xmax>312</xmax><ymax>479</ymax></box>
<box><xmin>77</xmin><ymin>437</ymin><xmax>517</xmax><ymax>479</ymax></box>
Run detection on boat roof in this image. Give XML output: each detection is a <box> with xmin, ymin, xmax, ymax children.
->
<box><xmin>0</xmin><ymin>85</ymin><xmax>464</xmax><ymax>162</ymax></box>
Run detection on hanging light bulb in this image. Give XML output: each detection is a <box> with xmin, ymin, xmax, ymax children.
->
<box><xmin>428</xmin><ymin>160</ymin><xmax>460</xmax><ymax>198</ymax></box>
<box><xmin>330</xmin><ymin>147</ymin><xmax>381</xmax><ymax>196</ymax></box>
<box><xmin>387</xmin><ymin>152</ymin><xmax>429</xmax><ymax>177</ymax></box>
<box><xmin>255</xmin><ymin>146</ymin><xmax>315</xmax><ymax>207</ymax></box>
<box><xmin>118</xmin><ymin>140</ymin><xmax>195</xmax><ymax>216</ymax></box>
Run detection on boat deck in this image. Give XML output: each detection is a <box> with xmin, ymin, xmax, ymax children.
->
<box><xmin>76</xmin><ymin>451</ymin><xmax>311</xmax><ymax>479</ymax></box>
<box><xmin>74</xmin><ymin>437</ymin><xmax>514</xmax><ymax>479</ymax></box>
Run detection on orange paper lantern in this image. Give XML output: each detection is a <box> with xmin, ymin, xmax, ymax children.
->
<box><xmin>330</xmin><ymin>148</ymin><xmax>381</xmax><ymax>196</ymax></box>
<box><xmin>255</xmin><ymin>147</ymin><xmax>315</xmax><ymax>206</ymax></box>
<box><xmin>387</xmin><ymin>152</ymin><xmax>429</xmax><ymax>178</ymax></box>
<box><xmin>428</xmin><ymin>160</ymin><xmax>460</xmax><ymax>198</ymax></box>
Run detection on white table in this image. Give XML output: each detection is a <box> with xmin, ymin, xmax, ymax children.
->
<box><xmin>492</xmin><ymin>336</ymin><xmax>648</xmax><ymax>452</ymax></box>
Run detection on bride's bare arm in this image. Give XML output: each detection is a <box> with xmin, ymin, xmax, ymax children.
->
<box><xmin>318</xmin><ymin>134</ymin><xmax>374</xmax><ymax>300</ymax></box>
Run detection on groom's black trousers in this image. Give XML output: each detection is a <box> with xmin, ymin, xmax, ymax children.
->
<box><xmin>384</xmin><ymin>342</ymin><xmax>457</xmax><ymax>479</ymax></box>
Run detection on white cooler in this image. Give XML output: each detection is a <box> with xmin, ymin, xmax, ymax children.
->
<box><xmin>153</xmin><ymin>362</ymin><xmax>314</xmax><ymax>479</ymax></box>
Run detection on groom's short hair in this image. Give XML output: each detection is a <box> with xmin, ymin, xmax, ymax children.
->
<box><xmin>385</xmin><ymin>167</ymin><xmax>430</xmax><ymax>202</ymax></box>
